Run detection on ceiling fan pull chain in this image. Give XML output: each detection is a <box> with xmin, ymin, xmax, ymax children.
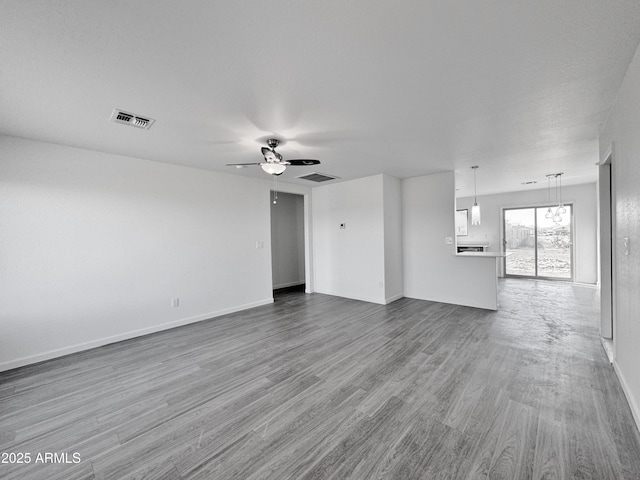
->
<box><xmin>273</xmin><ymin>175</ymin><xmax>278</xmax><ymax>205</ymax></box>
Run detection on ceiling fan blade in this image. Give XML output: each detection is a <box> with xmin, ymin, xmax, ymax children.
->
<box><xmin>286</xmin><ymin>159</ymin><xmax>321</xmax><ymax>166</ymax></box>
<box><xmin>225</xmin><ymin>162</ymin><xmax>262</xmax><ymax>166</ymax></box>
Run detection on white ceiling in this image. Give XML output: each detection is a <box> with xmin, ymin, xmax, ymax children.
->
<box><xmin>2</xmin><ymin>1</ymin><xmax>640</xmax><ymax>197</ymax></box>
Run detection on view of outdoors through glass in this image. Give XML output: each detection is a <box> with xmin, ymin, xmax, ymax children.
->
<box><xmin>504</xmin><ymin>205</ymin><xmax>572</xmax><ymax>279</ymax></box>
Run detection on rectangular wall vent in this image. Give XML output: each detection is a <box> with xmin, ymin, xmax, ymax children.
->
<box><xmin>110</xmin><ymin>109</ymin><xmax>155</xmax><ymax>130</ymax></box>
<box><xmin>296</xmin><ymin>172</ymin><xmax>340</xmax><ymax>183</ymax></box>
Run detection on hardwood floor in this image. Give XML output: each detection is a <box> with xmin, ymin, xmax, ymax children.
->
<box><xmin>1</xmin><ymin>279</ymin><xmax>639</xmax><ymax>479</ymax></box>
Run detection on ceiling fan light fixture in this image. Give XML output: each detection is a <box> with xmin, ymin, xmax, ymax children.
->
<box><xmin>226</xmin><ymin>138</ymin><xmax>319</xmax><ymax>176</ymax></box>
<box><xmin>261</xmin><ymin>163</ymin><xmax>286</xmax><ymax>175</ymax></box>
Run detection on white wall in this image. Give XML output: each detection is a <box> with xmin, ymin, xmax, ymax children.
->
<box><xmin>312</xmin><ymin>175</ymin><xmax>387</xmax><ymax>304</ymax></box>
<box><xmin>599</xmin><ymin>41</ymin><xmax>640</xmax><ymax>429</ymax></box>
<box><xmin>403</xmin><ymin>172</ymin><xmax>499</xmax><ymax>310</ymax></box>
<box><xmin>0</xmin><ymin>136</ymin><xmax>274</xmax><ymax>371</ymax></box>
<box><xmin>456</xmin><ymin>183</ymin><xmax>598</xmax><ymax>283</ymax></box>
<box><xmin>383</xmin><ymin>175</ymin><xmax>404</xmax><ymax>303</ymax></box>
<box><xmin>271</xmin><ymin>192</ymin><xmax>305</xmax><ymax>289</ymax></box>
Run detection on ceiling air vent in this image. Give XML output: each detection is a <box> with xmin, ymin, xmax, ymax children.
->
<box><xmin>297</xmin><ymin>172</ymin><xmax>340</xmax><ymax>183</ymax></box>
<box><xmin>110</xmin><ymin>109</ymin><xmax>155</xmax><ymax>130</ymax></box>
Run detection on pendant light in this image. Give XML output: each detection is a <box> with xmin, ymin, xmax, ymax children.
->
<box><xmin>544</xmin><ymin>174</ymin><xmax>554</xmax><ymax>219</ymax></box>
<box><xmin>471</xmin><ymin>166</ymin><xmax>481</xmax><ymax>226</ymax></box>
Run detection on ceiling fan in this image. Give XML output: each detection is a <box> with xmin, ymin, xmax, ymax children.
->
<box><xmin>226</xmin><ymin>138</ymin><xmax>320</xmax><ymax>175</ymax></box>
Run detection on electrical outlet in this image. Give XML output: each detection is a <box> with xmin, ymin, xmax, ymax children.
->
<box><xmin>171</xmin><ymin>297</ymin><xmax>180</xmax><ymax>308</ymax></box>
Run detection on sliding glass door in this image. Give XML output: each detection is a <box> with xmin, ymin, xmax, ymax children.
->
<box><xmin>503</xmin><ymin>205</ymin><xmax>573</xmax><ymax>280</ymax></box>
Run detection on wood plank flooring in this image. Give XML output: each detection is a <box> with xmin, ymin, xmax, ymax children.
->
<box><xmin>1</xmin><ymin>279</ymin><xmax>640</xmax><ymax>479</ymax></box>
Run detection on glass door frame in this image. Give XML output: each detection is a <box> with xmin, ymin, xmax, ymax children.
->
<box><xmin>502</xmin><ymin>204</ymin><xmax>574</xmax><ymax>282</ymax></box>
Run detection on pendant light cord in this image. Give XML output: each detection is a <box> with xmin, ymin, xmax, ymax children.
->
<box><xmin>474</xmin><ymin>168</ymin><xmax>477</xmax><ymax>203</ymax></box>
<box><xmin>272</xmin><ymin>174</ymin><xmax>278</xmax><ymax>204</ymax></box>
<box><xmin>472</xmin><ymin>165</ymin><xmax>478</xmax><ymax>204</ymax></box>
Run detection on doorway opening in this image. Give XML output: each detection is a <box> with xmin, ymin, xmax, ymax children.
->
<box><xmin>503</xmin><ymin>205</ymin><xmax>574</xmax><ymax>280</ymax></box>
<box><xmin>270</xmin><ymin>192</ymin><xmax>306</xmax><ymax>299</ymax></box>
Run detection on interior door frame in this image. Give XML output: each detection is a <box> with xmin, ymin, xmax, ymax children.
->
<box><xmin>599</xmin><ymin>144</ymin><xmax>616</xmax><ymax>343</ymax></box>
<box><xmin>269</xmin><ymin>190</ymin><xmax>314</xmax><ymax>293</ymax></box>
<box><xmin>502</xmin><ymin>204</ymin><xmax>575</xmax><ymax>281</ymax></box>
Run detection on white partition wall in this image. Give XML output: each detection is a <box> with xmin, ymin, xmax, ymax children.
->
<box><xmin>403</xmin><ymin>172</ymin><xmax>499</xmax><ymax>310</ymax></box>
<box><xmin>599</xmin><ymin>41</ymin><xmax>640</xmax><ymax>429</ymax></box>
<box><xmin>312</xmin><ymin>175</ymin><xmax>387</xmax><ymax>304</ymax></box>
<box><xmin>311</xmin><ymin>174</ymin><xmax>404</xmax><ymax>304</ymax></box>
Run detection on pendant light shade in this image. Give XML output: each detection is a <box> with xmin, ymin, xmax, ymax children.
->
<box><xmin>471</xmin><ymin>203</ymin><xmax>481</xmax><ymax>226</ymax></box>
<box><xmin>471</xmin><ymin>166</ymin><xmax>481</xmax><ymax>225</ymax></box>
<box><xmin>261</xmin><ymin>163</ymin><xmax>286</xmax><ymax>175</ymax></box>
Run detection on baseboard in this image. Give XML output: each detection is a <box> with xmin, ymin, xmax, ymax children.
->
<box><xmin>613</xmin><ymin>360</ymin><xmax>640</xmax><ymax>433</ymax></box>
<box><xmin>384</xmin><ymin>293</ymin><xmax>405</xmax><ymax>305</ymax></box>
<box><xmin>0</xmin><ymin>297</ymin><xmax>274</xmax><ymax>373</ymax></box>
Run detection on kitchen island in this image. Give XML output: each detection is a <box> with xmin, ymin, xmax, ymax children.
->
<box><xmin>453</xmin><ymin>251</ymin><xmax>512</xmax><ymax>310</ymax></box>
